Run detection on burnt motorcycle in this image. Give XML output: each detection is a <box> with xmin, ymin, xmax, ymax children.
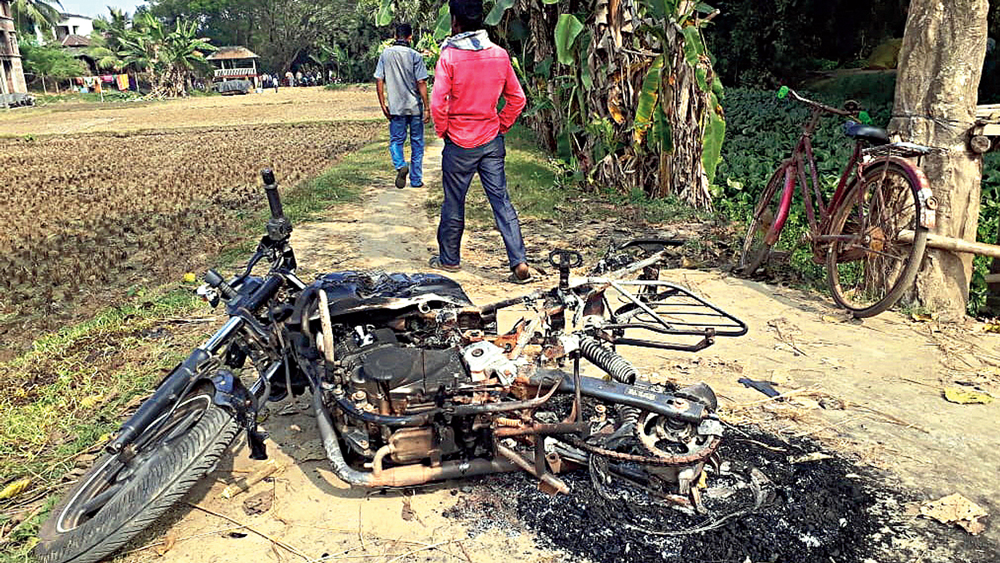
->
<box><xmin>35</xmin><ymin>170</ymin><xmax>747</xmax><ymax>563</ymax></box>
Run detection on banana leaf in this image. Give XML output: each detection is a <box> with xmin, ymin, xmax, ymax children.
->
<box><xmin>634</xmin><ymin>55</ymin><xmax>664</xmax><ymax>131</ymax></box>
<box><xmin>555</xmin><ymin>14</ymin><xmax>585</xmax><ymax>66</ymax></box>
<box><xmin>376</xmin><ymin>0</ymin><xmax>392</xmax><ymax>26</ymax></box>
<box><xmin>485</xmin><ymin>0</ymin><xmax>516</xmax><ymax>26</ymax></box>
<box><xmin>702</xmin><ymin>92</ymin><xmax>725</xmax><ymax>185</ymax></box>
<box><xmin>434</xmin><ymin>4</ymin><xmax>451</xmax><ymax>41</ymax></box>
<box><xmin>681</xmin><ymin>26</ymin><xmax>705</xmax><ymax>67</ymax></box>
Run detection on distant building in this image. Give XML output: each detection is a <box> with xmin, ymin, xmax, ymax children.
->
<box><xmin>206</xmin><ymin>46</ymin><xmax>260</xmax><ymax>82</ymax></box>
<box><xmin>0</xmin><ymin>0</ymin><xmax>27</xmax><ymax>95</ymax></box>
<box><xmin>36</xmin><ymin>13</ymin><xmax>94</xmax><ymax>44</ymax></box>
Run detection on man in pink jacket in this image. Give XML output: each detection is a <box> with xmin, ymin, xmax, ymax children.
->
<box><xmin>429</xmin><ymin>0</ymin><xmax>531</xmax><ymax>282</ymax></box>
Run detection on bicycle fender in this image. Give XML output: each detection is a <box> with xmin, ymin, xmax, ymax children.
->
<box><xmin>886</xmin><ymin>156</ymin><xmax>936</xmax><ymax>230</ymax></box>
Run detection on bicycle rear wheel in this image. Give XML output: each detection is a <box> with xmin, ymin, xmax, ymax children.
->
<box><xmin>825</xmin><ymin>162</ymin><xmax>928</xmax><ymax>318</ymax></box>
<box><xmin>739</xmin><ymin>164</ymin><xmax>792</xmax><ymax>275</ymax></box>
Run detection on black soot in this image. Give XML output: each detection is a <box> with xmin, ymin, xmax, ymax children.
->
<box><xmin>443</xmin><ymin>427</ymin><xmax>992</xmax><ymax>563</ymax></box>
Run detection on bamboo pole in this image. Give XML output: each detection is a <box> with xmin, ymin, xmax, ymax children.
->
<box><xmin>899</xmin><ymin>229</ymin><xmax>1000</xmax><ymax>259</ymax></box>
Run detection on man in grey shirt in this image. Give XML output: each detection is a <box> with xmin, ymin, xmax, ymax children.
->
<box><xmin>375</xmin><ymin>23</ymin><xmax>431</xmax><ymax>188</ymax></box>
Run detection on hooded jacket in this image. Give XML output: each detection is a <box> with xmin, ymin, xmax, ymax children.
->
<box><xmin>431</xmin><ymin>30</ymin><xmax>527</xmax><ymax>148</ymax></box>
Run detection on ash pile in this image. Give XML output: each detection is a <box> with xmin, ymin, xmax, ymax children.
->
<box><xmin>444</xmin><ymin>427</ymin><xmax>993</xmax><ymax>563</ymax></box>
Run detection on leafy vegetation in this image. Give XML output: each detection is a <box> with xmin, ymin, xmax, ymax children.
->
<box><xmin>17</xmin><ymin>39</ymin><xmax>87</xmax><ymax>95</ymax></box>
<box><xmin>8</xmin><ymin>0</ymin><xmax>61</xmax><ymax>34</ymax></box>
<box><xmin>148</xmin><ymin>0</ymin><xmax>383</xmax><ymax>80</ymax></box>
<box><xmin>703</xmin><ymin>0</ymin><xmax>907</xmax><ymax>87</ymax></box>
<box><xmin>86</xmin><ymin>11</ymin><xmax>216</xmax><ymax>97</ymax></box>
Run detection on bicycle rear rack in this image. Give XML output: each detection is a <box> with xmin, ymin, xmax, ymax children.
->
<box><xmin>863</xmin><ymin>142</ymin><xmax>933</xmax><ymax>159</ymax></box>
<box><xmin>579</xmin><ymin>277</ymin><xmax>748</xmax><ymax>352</ymax></box>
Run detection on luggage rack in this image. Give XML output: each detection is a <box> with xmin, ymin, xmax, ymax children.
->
<box><xmin>583</xmin><ymin>276</ymin><xmax>748</xmax><ymax>352</ymax></box>
<box><xmin>862</xmin><ymin>141</ymin><xmax>933</xmax><ymax>159</ymax></box>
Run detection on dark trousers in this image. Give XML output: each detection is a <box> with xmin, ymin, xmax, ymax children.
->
<box><xmin>438</xmin><ymin>135</ymin><xmax>527</xmax><ymax>269</ymax></box>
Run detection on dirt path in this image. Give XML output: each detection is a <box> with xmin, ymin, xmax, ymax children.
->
<box><xmin>125</xmin><ymin>140</ymin><xmax>1000</xmax><ymax>563</ymax></box>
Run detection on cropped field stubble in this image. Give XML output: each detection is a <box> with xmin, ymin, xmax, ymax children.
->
<box><xmin>0</xmin><ymin>121</ymin><xmax>382</xmax><ymax>344</ymax></box>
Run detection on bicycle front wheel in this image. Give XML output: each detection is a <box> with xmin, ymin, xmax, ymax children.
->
<box><xmin>739</xmin><ymin>164</ymin><xmax>792</xmax><ymax>275</ymax></box>
<box><xmin>825</xmin><ymin>162</ymin><xmax>928</xmax><ymax>318</ymax></box>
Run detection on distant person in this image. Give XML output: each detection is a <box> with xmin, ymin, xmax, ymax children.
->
<box><xmin>374</xmin><ymin>22</ymin><xmax>431</xmax><ymax>189</ymax></box>
<box><xmin>285</xmin><ymin>70</ymin><xmax>294</xmax><ymax>87</ymax></box>
<box><xmin>429</xmin><ymin>0</ymin><xmax>529</xmax><ymax>283</ymax></box>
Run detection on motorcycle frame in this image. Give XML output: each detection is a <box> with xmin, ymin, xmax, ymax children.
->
<box><xmin>104</xmin><ymin>175</ymin><xmax>747</xmax><ymax>492</ymax></box>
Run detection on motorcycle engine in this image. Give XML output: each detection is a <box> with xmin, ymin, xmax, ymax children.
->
<box><xmin>329</xmin><ymin>323</ymin><xmax>512</xmax><ymax>465</ymax></box>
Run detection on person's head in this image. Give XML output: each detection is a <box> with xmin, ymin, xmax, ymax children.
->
<box><xmin>395</xmin><ymin>23</ymin><xmax>413</xmax><ymax>41</ymax></box>
<box><xmin>449</xmin><ymin>0</ymin><xmax>483</xmax><ymax>34</ymax></box>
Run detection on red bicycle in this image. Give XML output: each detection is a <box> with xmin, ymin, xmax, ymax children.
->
<box><xmin>739</xmin><ymin>87</ymin><xmax>936</xmax><ymax>317</ymax></box>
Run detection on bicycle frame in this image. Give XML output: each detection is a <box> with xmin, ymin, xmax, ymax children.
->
<box><xmin>766</xmin><ymin>108</ymin><xmax>870</xmax><ymax>246</ymax></box>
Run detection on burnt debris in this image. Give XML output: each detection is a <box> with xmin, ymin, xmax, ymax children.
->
<box><xmin>444</xmin><ymin>427</ymin><xmax>996</xmax><ymax>563</ymax></box>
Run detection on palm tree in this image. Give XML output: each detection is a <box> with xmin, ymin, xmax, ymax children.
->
<box><xmin>115</xmin><ymin>13</ymin><xmax>215</xmax><ymax>97</ymax></box>
<box><xmin>88</xmin><ymin>8</ymin><xmax>131</xmax><ymax>71</ymax></box>
<box><xmin>11</xmin><ymin>0</ymin><xmax>63</xmax><ymax>37</ymax></box>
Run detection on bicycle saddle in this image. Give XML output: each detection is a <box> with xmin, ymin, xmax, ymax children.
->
<box><xmin>843</xmin><ymin>121</ymin><xmax>889</xmax><ymax>145</ymax></box>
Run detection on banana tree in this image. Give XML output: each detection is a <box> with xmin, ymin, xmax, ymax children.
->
<box><xmin>495</xmin><ymin>0</ymin><xmax>725</xmax><ymax>209</ymax></box>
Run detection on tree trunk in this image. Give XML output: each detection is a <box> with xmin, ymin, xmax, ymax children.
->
<box><xmin>888</xmin><ymin>0</ymin><xmax>989</xmax><ymax>320</ymax></box>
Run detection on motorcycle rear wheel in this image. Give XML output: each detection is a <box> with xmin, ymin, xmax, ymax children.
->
<box><xmin>35</xmin><ymin>385</ymin><xmax>239</xmax><ymax>563</ymax></box>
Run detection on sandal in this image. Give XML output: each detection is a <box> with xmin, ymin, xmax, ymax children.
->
<box><xmin>510</xmin><ymin>263</ymin><xmax>533</xmax><ymax>284</ymax></box>
<box><xmin>428</xmin><ymin>255</ymin><xmax>461</xmax><ymax>272</ymax></box>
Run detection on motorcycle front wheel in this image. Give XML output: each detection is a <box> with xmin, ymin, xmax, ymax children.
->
<box><xmin>35</xmin><ymin>384</ymin><xmax>239</xmax><ymax>563</ymax></box>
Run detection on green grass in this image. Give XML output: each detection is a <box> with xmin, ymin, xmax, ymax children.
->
<box><xmin>0</xmin><ymin>138</ymin><xmax>386</xmax><ymax>561</ymax></box>
<box><xmin>30</xmin><ymin>91</ymin><xmax>146</xmax><ymax>105</ymax></box>
<box><xmin>424</xmin><ymin>125</ymin><xmax>715</xmax><ymax>233</ymax></box>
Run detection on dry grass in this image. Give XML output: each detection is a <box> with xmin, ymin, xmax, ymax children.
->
<box><xmin>0</xmin><ymin>86</ymin><xmax>380</xmax><ymax>136</ymax></box>
<box><xmin>0</xmin><ymin>121</ymin><xmax>382</xmax><ymax>345</ymax></box>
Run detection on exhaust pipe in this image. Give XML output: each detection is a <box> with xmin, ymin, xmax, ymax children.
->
<box><xmin>313</xmin><ymin>391</ymin><xmax>518</xmax><ymax>487</ymax></box>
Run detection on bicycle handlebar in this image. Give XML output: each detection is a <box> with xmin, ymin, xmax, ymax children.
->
<box><xmin>261</xmin><ymin>168</ymin><xmax>284</xmax><ymax>220</ymax></box>
<box><xmin>778</xmin><ymin>86</ymin><xmax>857</xmax><ymax>118</ymax></box>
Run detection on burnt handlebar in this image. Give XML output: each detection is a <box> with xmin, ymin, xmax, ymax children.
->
<box><xmin>261</xmin><ymin>168</ymin><xmax>284</xmax><ymax>220</ymax></box>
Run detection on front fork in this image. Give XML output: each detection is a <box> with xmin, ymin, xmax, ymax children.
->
<box><xmin>106</xmin><ymin>316</ymin><xmax>283</xmax><ymax>460</ymax></box>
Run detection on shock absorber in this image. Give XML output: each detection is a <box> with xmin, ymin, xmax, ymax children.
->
<box><xmin>579</xmin><ymin>336</ymin><xmax>638</xmax><ymax>384</ymax></box>
<box><xmin>579</xmin><ymin>336</ymin><xmax>641</xmax><ymax>428</ymax></box>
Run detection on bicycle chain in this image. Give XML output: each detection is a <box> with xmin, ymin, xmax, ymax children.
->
<box><xmin>561</xmin><ymin>433</ymin><xmax>720</xmax><ymax>467</ymax></box>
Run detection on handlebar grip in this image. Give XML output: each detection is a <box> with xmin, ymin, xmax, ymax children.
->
<box><xmin>261</xmin><ymin>168</ymin><xmax>284</xmax><ymax>220</ymax></box>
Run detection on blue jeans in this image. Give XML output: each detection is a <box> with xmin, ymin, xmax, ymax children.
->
<box><xmin>388</xmin><ymin>114</ymin><xmax>424</xmax><ymax>186</ymax></box>
<box><xmin>438</xmin><ymin>135</ymin><xmax>527</xmax><ymax>269</ymax></box>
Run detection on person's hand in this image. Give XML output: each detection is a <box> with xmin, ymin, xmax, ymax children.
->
<box><xmin>381</xmin><ymin>105</ymin><xmax>391</xmax><ymax>119</ymax></box>
<box><xmin>424</xmin><ymin>108</ymin><xmax>431</xmax><ymax>123</ymax></box>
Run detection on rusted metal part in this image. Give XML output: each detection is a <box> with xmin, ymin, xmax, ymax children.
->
<box><xmin>497</xmin><ymin>444</ymin><xmax>570</xmax><ymax>495</ymax></box>
<box><xmin>561</xmin><ymin>434</ymin><xmax>722</xmax><ymax>467</ymax></box>
<box><xmin>495</xmin><ymin>417</ymin><xmax>523</xmax><ymax>427</ymax></box>
<box><xmin>546</xmin><ymin>452</ymin><xmax>564</xmax><ymax>474</ymax></box>
<box><xmin>368</xmin><ymin>458</ymin><xmax>519</xmax><ymax>487</ymax></box>
<box><xmin>493</xmin><ymin>422</ymin><xmax>590</xmax><ymax>438</ymax></box>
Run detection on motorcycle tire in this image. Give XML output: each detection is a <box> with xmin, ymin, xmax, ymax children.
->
<box><xmin>35</xmin><ymin>385</ymin><xmax>239</xmax><ymax>563</ymax></box>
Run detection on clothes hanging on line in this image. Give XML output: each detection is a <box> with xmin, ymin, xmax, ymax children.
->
<box><xmin>116</xmin><ymin>74</ymin><xmax>129</xmax><ymax>91</ymax></box>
